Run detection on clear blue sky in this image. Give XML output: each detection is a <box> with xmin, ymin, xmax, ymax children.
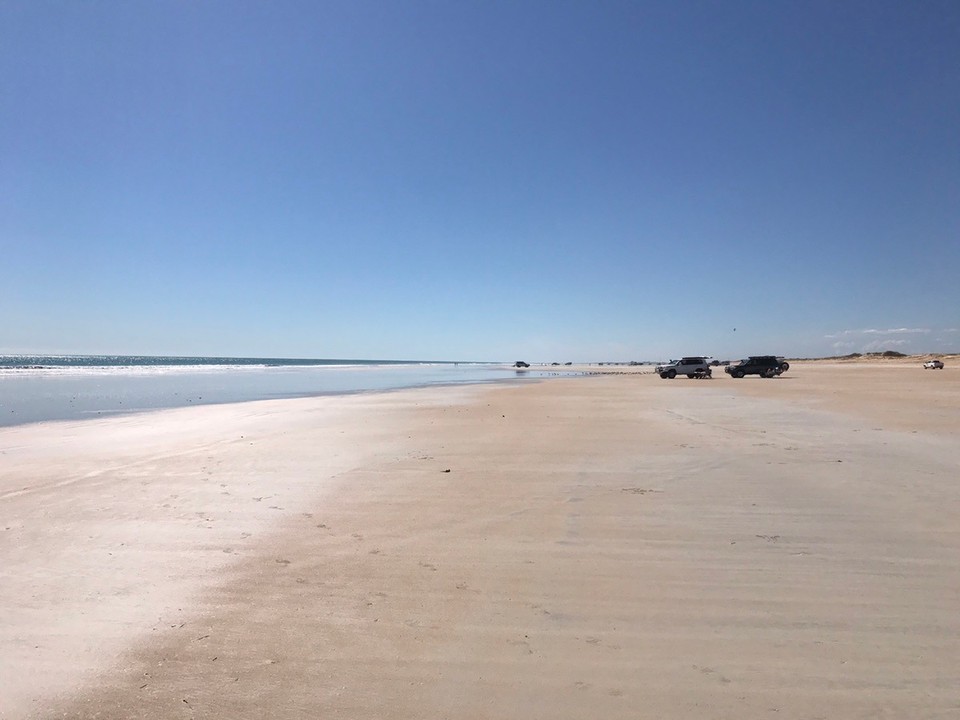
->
<box><xmin>2</xmin><ymin>1</ymin><xmax>958</xmax><ymax>361</ymax></box>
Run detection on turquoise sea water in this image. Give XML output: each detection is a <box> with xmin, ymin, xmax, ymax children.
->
<box><xmin>0</xmin><ymin>355</ymin><xmax>568</xmax><ymax>427</ymax></box>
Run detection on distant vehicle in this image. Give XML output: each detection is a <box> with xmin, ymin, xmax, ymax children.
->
<box><xmin>923</xmin><ymin>360</ymin><xmax>944</xmax><ymax>370</ymax></box>
<box><xmin>655</xmin><ymin>356</ymin><xmax>712</xmax><ymax>379</ymax></box>
<box><xmin>514</xmin><ymin>361</ymin><xmax>530</xmax><ymax>368</ymax></box>
<box><xmin>725</xmin><ymin>356</ymin><xmax>789</xmax><ymax>378</ymax></box>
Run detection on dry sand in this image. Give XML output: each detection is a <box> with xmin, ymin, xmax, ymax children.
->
<box><xmin>1</xmin><ymin>363</ymin><xmax>958</xmax><ymax>719</ymax></box>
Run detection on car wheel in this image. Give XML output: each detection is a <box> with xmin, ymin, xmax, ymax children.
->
<box><xmin>687</xmin><ymin>374</ymin><xmax>695</xmax><ymax>379</ymax></box>
<box><xmin>667</xmin><ymin>369</ymin><xmax>677</xmax><ymax>379</ymax></box>
<box><xmin>779</xmin><ymin>362</ymin><xmax>789</xmax><ymax>372</ymax></box>
<box><xmin>763</xmin><ymin>368</ymin><xmax>776</xmax><ymax>378</ymax></box>
<box><xmin>733</xmin><ymin>370</ymin><xmax>744</xmax><ymax>378</ymax></box>
<box><xmin>660</xmin><ymin>373</ymin><xmax>668</xmax><ymax>379</ymax></box>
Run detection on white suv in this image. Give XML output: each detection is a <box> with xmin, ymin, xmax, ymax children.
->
<box><xmin>655</xmin><ymin>356</ymin><xmax>712</xmax><ymax>379</ymax></box>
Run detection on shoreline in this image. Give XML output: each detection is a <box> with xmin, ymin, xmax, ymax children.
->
<box><xmin>0</xmin><ymin>363</ymin><xmax>569</xmax><ymax>430</ymax></box>
<box><xmin>2</xmin><ymin>354</ymin><xmax>954</xmax><ymax>430</ymax></box>
<box><xmin>1</xmin><ymin>385</ymin><xmax>493</xmax><ymax>718</ymax></box>
<box><xmin>2</xmin><ymin>368</ymin><xmax>959</xmax><ymax>718</ymax></box>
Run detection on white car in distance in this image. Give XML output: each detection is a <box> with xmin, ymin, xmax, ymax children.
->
<box><xmin>655</xmin><ymin>356</ymin><xmax>712</xmax><ymax>379</ymax></box>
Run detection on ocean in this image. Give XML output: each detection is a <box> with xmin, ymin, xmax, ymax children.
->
<box><xmin>0</xmin><ymin>355</ymin><xmax>572</xmax><ymax>428</ymax></box>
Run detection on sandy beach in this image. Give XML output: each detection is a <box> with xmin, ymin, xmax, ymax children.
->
<box><xmin>2</xmin><ymin>362</ymin><xmax>959</xmax><ymax>719</ymax></box>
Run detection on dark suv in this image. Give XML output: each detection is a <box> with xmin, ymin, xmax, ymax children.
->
<box><xmin>724</xmin><ymin>356</ymin><xmax>789</xmax><ymax>378</ymax></box>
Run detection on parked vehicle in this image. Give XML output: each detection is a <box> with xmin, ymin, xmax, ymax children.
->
<box><xmin>725</xmin><ymin>356</ymin><xmax>788</xmax><ymax>378</ymax></box>
<box><xmin>656</xmin><ymin>356</ymin><xmax>712</xmax><ymax>379</ymax></box>
<box><xmin>923</xmin><ymin>359</ymin><xmax>944</xmax><ymax>370</ymax></box>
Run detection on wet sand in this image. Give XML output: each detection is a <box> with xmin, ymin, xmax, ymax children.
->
<box><xmin>2</xmin><ymin>363</ymin><xmax>958</xmax><ymax>718</ymax></box>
